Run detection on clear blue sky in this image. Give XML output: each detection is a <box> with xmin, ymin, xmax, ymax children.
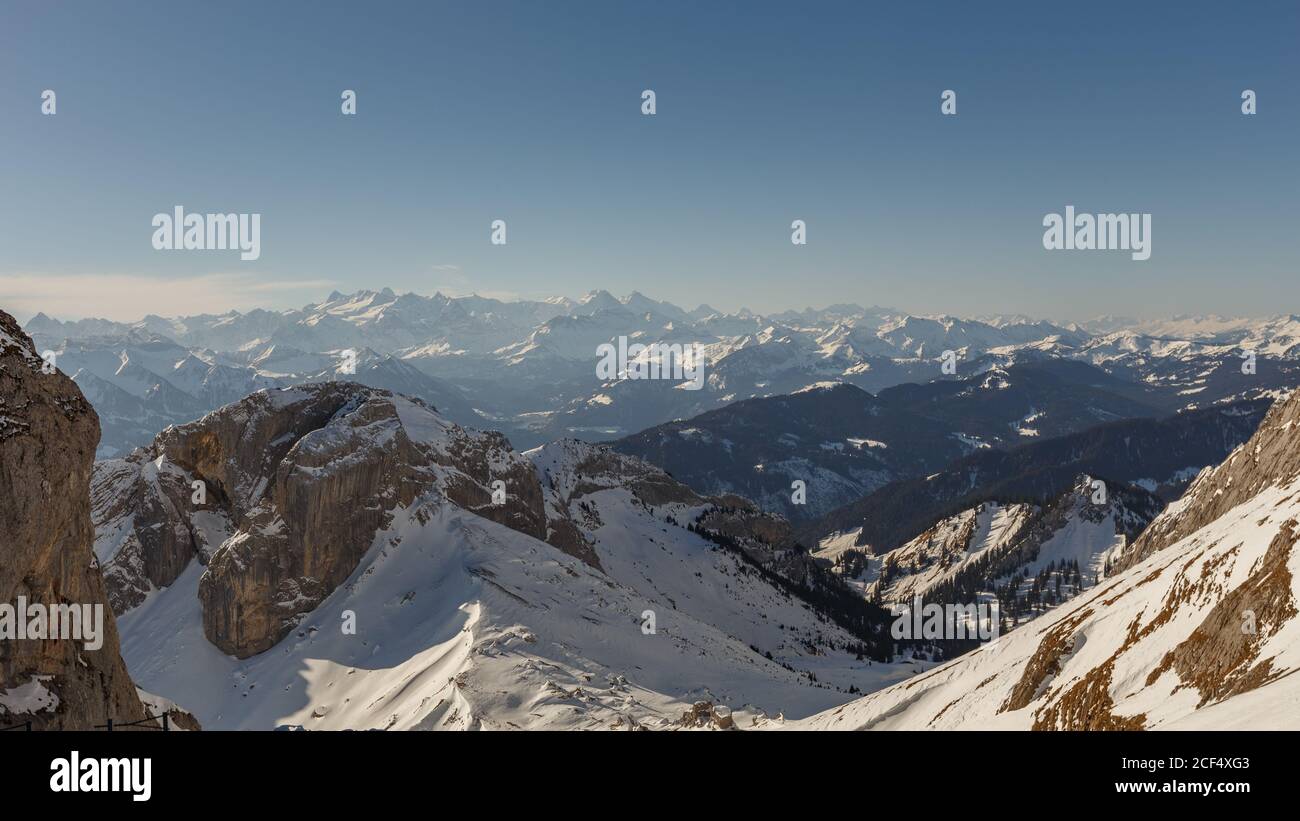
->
<box><xmin>1</xmin><ymin>0</ymin><xmax>1297</xmax><ymax>322</ymax></box>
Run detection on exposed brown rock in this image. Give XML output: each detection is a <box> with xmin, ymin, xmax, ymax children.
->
<box><xmin>1031</xmin><ymin>657</ymin><xmax>1147</xmax><ymax>731</ymax></box>
<box><xmin>98</xmin><ymin>384</ymin><xmax>605</xmax><ymax>658</ymax></box>
<box><xmin>676</xmin><ymin>700</ymin><xmax>736</xmax><ymax>730</ymax></box>
<box><xmin>1145</xmin><ymin>520</ymin><xmax>1298</xmax><ymax>706</ymax></box>
<box><xmin>192</xmin><ymin>386</ymin><xmax>588</xmax><ymax>656</ymax></box>
<box><xmin>92</xmin><ymin>456</ymin><xmax>202</xmax><ymax>612</ymax></box>
<box><xmin>1001</xmin><ymin>608</ymin><xmax>1091</xmax><ymax>713</ymax></box>
<box><xmin>98</xmin><ymin>389</ymin><xmax>846</xmax><ymax>667</ymax></box>
<box><xmin>0</xmin><ymin>308</ymin><xmax>146</xmax><ymax>729</ymax></box>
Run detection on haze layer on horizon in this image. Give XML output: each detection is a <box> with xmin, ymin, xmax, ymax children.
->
<box><xmin>1</xmin><ymin>0</ymin><xmax>1297</xmax><ymax>322</ymax></box>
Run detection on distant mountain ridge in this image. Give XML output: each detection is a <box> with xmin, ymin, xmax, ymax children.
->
<box><xmin>798</xmin><ymin>398</ymin><xmax>1272</xmax><ymax>554</ymax></box>
<box><xmin>25</xmin><ymin>289</ymin><xmax>1300</xmax><ymax>458</ymax></box>
<box><xmin>612</xmin><ymin>359</ymin><xmax>1179</xmax><ymax>522</ymax></box>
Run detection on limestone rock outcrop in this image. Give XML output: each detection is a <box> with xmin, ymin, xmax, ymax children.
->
<box><xmin>98</xmin><ymin>383</ymin><xmax>886</xmax><ymax>665</ymax></box>
<box><xmin>97</xmin><ymin>383</ymin><xmax>599</xmax><ymax>657</ymax></box>
<box><xmin>0</xmin><ymin>308</ymin><xmax>147</xmax><ymax>729</ymax></box>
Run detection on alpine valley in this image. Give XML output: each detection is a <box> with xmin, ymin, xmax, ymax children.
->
<box><xmin>5</xmin><ymin>290</ymin><xmax>1300</xmax><ymax>730</ymax></box>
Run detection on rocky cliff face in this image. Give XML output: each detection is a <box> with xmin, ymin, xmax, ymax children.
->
<box><xmin>0</xmin><ymin>309</ymin><xmax>147</xmax><ymax>729</ymax></box>
<box><xmin>101</xmin><ymin>384</ymin><xmax>895</xmax><ymax>673</ymax></box>
<box><xmin>108</xmin><ymin>387</ymin><xmax>910</xmax><ymax>728</ymax></box>
<box><xmin>97</xmin><ymin>383</ymin><xmax>602</xmax><ymax>657</ymax></box>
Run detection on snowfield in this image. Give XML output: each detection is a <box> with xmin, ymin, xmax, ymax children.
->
<box><xmin>113</xmin><ymin>414</ymin><xmax>925</xmax><ymax>730</ymax></box>
<box><xmin>119</xmin><ymin>496</ymin><xmax>919</xmax><ymax>729</ymax></box>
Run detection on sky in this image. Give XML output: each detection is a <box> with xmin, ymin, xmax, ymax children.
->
<box><xmin>1</xmin><ymin>0</ymin><xmax>1297</xmax><ymax>322</ymax></box>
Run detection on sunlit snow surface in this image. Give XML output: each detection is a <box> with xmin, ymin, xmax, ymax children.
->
<box><xmin>119</xmin><ymin>487</ymin><xmax>925</xmax><ymax>730</ymax></box>
<box><xmin>793</xmin><ymin>478</ymin><xmax>1300</xmax><ymax>730</ymax></box>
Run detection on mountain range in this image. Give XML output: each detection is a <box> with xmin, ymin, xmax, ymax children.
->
<box><xmin>613</xmin><ymin>359</ymin><xmax>1194</xmax><ymax>522</ymax></box>
<box><xmin>798</xmin><ymin>398</ymin><xmax>1270</xmax><ymax>554</ymax></box>
<box><xmin>7</xmin><ymin>294</ymin><xmax>1300</xmax><ymax>732</ymax></box>
<box><xmin>24</xmin><ymin>289</ymin><xmax>1300</xmax><ymax>459</ymax></box>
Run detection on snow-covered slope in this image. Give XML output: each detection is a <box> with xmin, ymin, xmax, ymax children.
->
<box><xmin>825</xmin><ymin>502</ymin><xmax>1036</xmax><ymax>602</ymax></box>
<box><xmin>103</xmin><ymin>383</ymin><xmax>916</xmax><ymax>729</ymax></box>
<box><xmin>119</xmin><ymin>499</ymin><xmax>901</xmax><ymax>730</ymax></box>
<box><xmin>795</xmin><ymin>390</ymin><xmax>1300</xmax><ymax>730</ymax></box>
<box><xmin>857</xmin><ymin>481</ymin><xmax>1156</xmax><ymax>605</ymax></box>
